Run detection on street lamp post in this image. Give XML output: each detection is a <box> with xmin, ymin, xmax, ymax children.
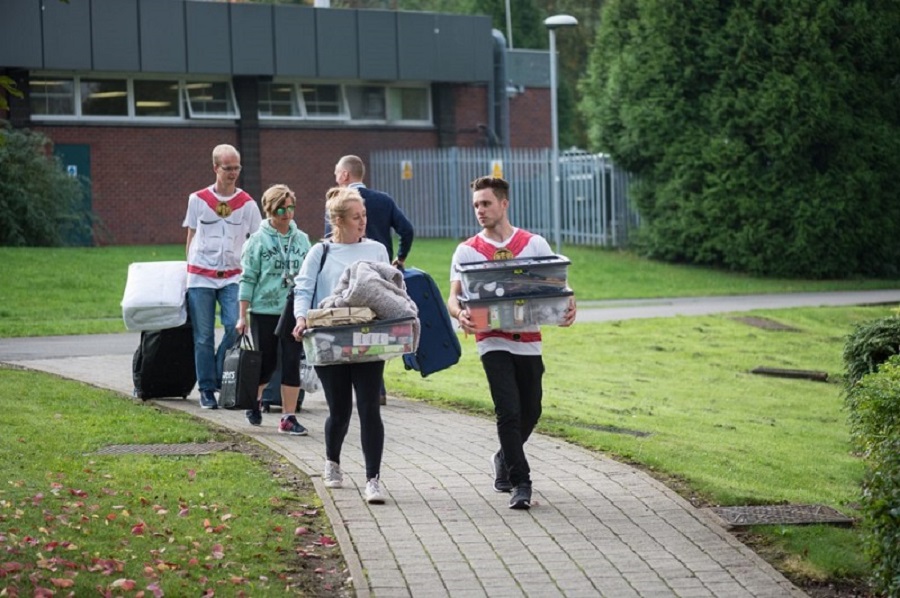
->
<box><xmin>544</xmin><ymin>14</ymin><xmax>577</xmax><ymax>255</ymax></box>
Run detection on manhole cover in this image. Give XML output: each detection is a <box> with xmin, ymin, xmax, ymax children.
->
<box><xmin>92</xmin><ymin>442</ymin><xmax>234</xmax><ymax>456</ymax></box>
<box><xmin>704</xmin><ymin>504</ymin><xmax>854</xmax><ymax>527</ymax></box>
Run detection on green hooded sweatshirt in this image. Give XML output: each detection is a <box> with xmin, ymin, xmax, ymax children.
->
<box><xmin>239</xmin><ymin>220</ymin><xmax>311</xmax><ymax>315</ymax></box>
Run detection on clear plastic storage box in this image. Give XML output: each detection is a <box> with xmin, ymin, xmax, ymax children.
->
<box><xmin>303</xmin><ymin>317</ymin><xmax>418</xmax><ymax>366</ymax></box>
<box><xmin>463</xmin><ymin>290</ymin><xmax>573</xmax><ymax>332</ymax></box>
<box><xmin>456</xmin><ymin>255</ymin><xmax>570</xmax><ymax>300</ymax></box>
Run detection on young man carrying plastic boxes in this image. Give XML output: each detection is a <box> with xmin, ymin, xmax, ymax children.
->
<box><xmin>448</xmin><ymin>176</ymin><xmax>577</xmax><ymax>510</ymax></box>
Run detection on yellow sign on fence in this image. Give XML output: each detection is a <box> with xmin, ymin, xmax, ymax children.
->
<box><xmin>401</xmin><ymin>160</ymin><xmax>413</xmax><ymax>180</ymax></box>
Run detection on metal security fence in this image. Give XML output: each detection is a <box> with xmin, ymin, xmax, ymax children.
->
<box><xmin>370</xmin><ymin>147</ymin><xmax>638</xmax><ymax>247</ymax></box>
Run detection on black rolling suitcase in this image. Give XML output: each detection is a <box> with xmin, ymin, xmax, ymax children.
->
<box><xmin>402</xmin><ymin>267</ymin><xmax>461</xmax><ymax>376</ymax></box>
<box><xmin>132</xmin><ymin>321</ymin><xmax>196</xmax><ymax>400</ymax></box>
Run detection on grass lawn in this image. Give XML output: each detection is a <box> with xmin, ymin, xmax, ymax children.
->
<box><xmin>0</xmin><ymin>368</ymin><xmax>348</xmax><ymax>596</ymax></box>
<box><xmin>2</xmin><ymin>240</ymin><xmax>897</xmax><ymax>593</ymax></box>
<box><xmin>2</xmin><ymin>240</ymin><xmax>900</xmax><ymax>337</ymax></box>
<box><xmin>383</xmin><ymin>303</ymin><xmax>895</xmax><ymax>587</ymax></box>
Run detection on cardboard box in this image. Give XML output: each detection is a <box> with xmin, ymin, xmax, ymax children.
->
<box><xmin>456</xmin><ymin>255</ymin><xmax>570</xmax><ymax>299</ymax></box>
<box><xmin>464</xmin><ymin>290</ymin><xmax>574</xmax><ymax>332</ymax></box>
<box><xmin>303</xmin><ymin>317</ymin><xmax>418</xmax><ymax>366</ymax></box>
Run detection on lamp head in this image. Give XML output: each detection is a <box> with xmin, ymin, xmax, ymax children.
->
<box><xmin>544</xmin><ymin>14</ymin><xmax>578</xmax><ymax>30</ymax></box>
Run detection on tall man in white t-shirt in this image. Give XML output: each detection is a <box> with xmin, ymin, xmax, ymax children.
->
<box><xmin>183</xmin><ymin>144</ymin><xmax>262</xmax><ymax>409</ymax></box>
<box><xmin>448</xmin><ymin>176</ymin><xmax>577</xmax><ymax>510</ymax></box>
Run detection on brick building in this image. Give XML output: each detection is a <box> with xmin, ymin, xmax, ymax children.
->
<box><xmin>1</xmin><ymin>0</ymin><xmax>552</xmax><ymax>245</ymax></box>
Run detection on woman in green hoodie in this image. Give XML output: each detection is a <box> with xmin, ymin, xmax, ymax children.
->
<box><xmin>236</xmin><ymin>184</ymin><xmax>311</xmax><ymax>434</ymax></box>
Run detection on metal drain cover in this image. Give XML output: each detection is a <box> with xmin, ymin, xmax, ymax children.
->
<box><xmin>92</xmin><ymin>442</ymin><xmax>234</xmax><ymax>456</ymax></box>
<box><xmin>704</xmin><ymin>504</ymin><xmax>854</xmax><ymax>527</ymax></box>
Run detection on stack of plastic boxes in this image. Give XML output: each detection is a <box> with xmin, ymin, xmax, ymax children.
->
<box><xmin>457</xmin><ymin>255</ymin><xmax>572</xmax><ymax>331</ymax></box>
<box><xmin>302</xmin><ymin>316</ymin><xmax>418</xmax><ymax>366</ymax></box>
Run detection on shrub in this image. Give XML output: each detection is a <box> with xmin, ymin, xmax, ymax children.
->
<box><xmin>0</xmin><ymin>125</ymin><xmax>93</xmax><ymax>246</ymax></box>
<box><xmin>845</xmin><ymin>354</ymin><xmax>900</xmax><ymax>597</ymax></box>
<box><xmin>843</xmin><ymin>316</ymin><xmax>900</xmax><ymax>390</ymax></box>
<box><xmin>580</xmin><ymin>0</ymin><xmax>900</xmax><ymax>278</ymax></box>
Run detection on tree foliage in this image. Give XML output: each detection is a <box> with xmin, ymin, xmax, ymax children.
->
<box><xmin>580</xmin><ymin>0</ymin><xmax>900</xmax><ymax>278</ymax></box>
<box><xmin>0</xmin><ymin>126</ymin><xmax>93</xmax><ymax>246</ymax></box>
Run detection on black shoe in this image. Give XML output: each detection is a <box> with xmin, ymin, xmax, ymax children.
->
<box><xmin>491</xmin><ymin>451</ymin><xmax>513</xmax><ymax>493</ymax></box>
<box><xmin>509</xmin><ymin>482</ymin><xmax>532</xmax><ymax>510</ymax></box>
<box><xmin>246</xmin><ymin>409</ymin><xmax>262</xmax><ymax>426</ymax></box>
<box><xmin>199</xmin><ymin>390</ymin><xmax>218</xmax><ymax>410</ymax></box>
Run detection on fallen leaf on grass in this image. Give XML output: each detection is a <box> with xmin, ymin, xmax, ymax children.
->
<box><xmin>315</xmin><ymin>535</ymin><xmax>336</xmax><ymax>547</ymax></box>
<box><xmin>294</xmin><ymin>527</ymin><xmax>308</xmax><ymax>536</ymax></box>
<box><xmin>111</xmin><ymin>579</ymin><xmax>136</xmax><ymax>590</ymax></box>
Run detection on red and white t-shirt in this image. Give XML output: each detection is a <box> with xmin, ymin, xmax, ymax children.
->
<box><xmin>450</xmin><ymin>228</ymin><xmax>552</xmax><ymax>356</ymax></box>
<box><xmin>182</xmin><ymin>186</ymin><xmax>261</xmax><ymax>289</ymax></box>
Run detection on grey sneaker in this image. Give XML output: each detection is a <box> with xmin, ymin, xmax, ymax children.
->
<box><xmin>491</xmin><ymin>450</ymin><xmax>513</xmax><ymax>493</ymax></box>
<box><xmin>365</xmin><ymin>477</ymin><xmax>385</xmax><ymax>504</ymax></box>
<box><xmin>509</xmin><ymin>482</ymin><xmax>532</xmax><ymax>510</ymax></box>
<box><xmin>323</xmin><ymin>460</ymin><xmax>343</xmax><ymax>488</ymax></box>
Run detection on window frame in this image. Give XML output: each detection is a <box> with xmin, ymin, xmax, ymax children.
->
<box><xmin>29</xmin><ymin>73</ymin><xmax>238</xmax><ymax>122</ymax></box>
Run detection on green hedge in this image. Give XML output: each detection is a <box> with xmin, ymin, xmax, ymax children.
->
<box><xmin>843</xmin><ymin>316</ymin><xmax>900</xmax><ymax>390</ymax></box>
<box><xmin>580</xmin><ymin>0</ymin><xmax>900</xmax><ymax>278</ymax></box>
<box><xmin>845</xmin><ymin>354</ymin><xmax>900</xmax><ymax>597</ymax></box>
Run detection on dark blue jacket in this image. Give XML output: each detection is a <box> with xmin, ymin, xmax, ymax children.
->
<box><xmin>325</xmin><ymin>184</ymin><xmax>414</xmax><ymax>262</ymax></box>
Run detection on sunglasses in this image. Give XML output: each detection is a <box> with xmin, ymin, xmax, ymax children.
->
<box><xmin>274</xmin><ymin>205</ymin><xmax>296</xmax><ymax>216</ymax></box>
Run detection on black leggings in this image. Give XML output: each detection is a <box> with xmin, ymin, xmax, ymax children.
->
<box><xmin>250</xmin><ymin>313</ymin><xmax>303</xmax><ymax>387</ymax></box>
<box><xmin>316</xmin><ymin>360</ymin><xmax>386</xmax><ymax>480</ymax></box>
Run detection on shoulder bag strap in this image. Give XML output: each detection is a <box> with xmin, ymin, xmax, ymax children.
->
<box><xmin>311</xmin><ymin>242</ymin><xmax>330</xmax><ymax>303</ymax></box>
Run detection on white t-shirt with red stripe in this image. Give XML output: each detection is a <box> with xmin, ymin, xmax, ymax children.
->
<box><xmin>450</xmin><ymin>228</ymin><xmax>552</xmax><ymax>356</ymax></box>
<box><xmin>183</xmin><ymin>186</ymin><xmax>261</xmax><ymax>289</ymax></box>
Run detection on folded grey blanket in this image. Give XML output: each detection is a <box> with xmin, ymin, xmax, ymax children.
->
<box><xmin>320</xmin><ymin>261</ymin><xmax>420</xmax><ymax>342</ymax></box>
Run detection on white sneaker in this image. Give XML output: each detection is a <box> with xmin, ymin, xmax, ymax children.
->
<box><xmin>365</xmin><ymin>477</ymin><xmax>385</xmax><ymax>504</ymax></box>
<box><xmin>323</xmin><ymin>460</ymin><xmax>343</xmax><ymax>488</ymax></box>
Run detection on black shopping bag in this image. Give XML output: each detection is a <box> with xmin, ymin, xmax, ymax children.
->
<box><xmin>220</xmin><ymin>334</ymin><xmax>262</xmax><ymax>410</ymax></box>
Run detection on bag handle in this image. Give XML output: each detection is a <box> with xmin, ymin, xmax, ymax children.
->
<box><xmin>234</xmin><ymin>333</ymin><xmax>255</xmax><ymax>351</ymax></box>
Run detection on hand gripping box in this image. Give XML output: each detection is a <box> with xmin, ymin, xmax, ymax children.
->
<box><xmin>302</xmin><ymin>316</ymin><xmax>419</xmax><ymax>366</ymax></box>
<box><xmin>464</xmin><ymin>290</ymin><xmax>574</xmax><ymax>332</ymax></box>
<box><xmin>456</xmin><ymin>255</ymin><xmax>570</xmax><ymax>300</ymax></box>
<box><xmin>121</xmin><ymin>261</ymin><xmax>188</xmax><ymax>331</ymax></box>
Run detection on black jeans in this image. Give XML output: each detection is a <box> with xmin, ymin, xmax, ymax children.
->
<box><xmin>481</xmin><ymin>351</ymin><xmax>544</xmax><ymax>487</ymax></box>
<box><xmin>316</xmin><ymin>360</ymin><xmax>386</xmax><ymax>480</ymax></box>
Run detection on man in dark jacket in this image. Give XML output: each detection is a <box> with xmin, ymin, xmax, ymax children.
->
<box><xmin>330</xmin><ymin>154</ymin><xmax>415</xmax><ymax>403</ymax></box>
<box><xmin>330</xmin><ymin>154</ymin><xmax>414</xmax><ymax>266</ymax></box>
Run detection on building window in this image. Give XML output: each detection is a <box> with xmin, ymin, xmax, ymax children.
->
<box><xmin>301</xmin><ymin>84</ymin><xmax>345</xmax><ymax>119</ymax></box>
<box><xmin>30</xmin><ymin>77</ymin><xmax>75</xmax><ymax>115</ymax></box>
<box><xmin>134</xmin><ymin>80</ymin><xmax>180</xmax><ymax>118</ymax></box>
<box><xmin>388</xmin><ymin>87</ymin><xmax>430</xmax><ymax>122</ymax></box>
<box><xmin>183</xmin><ymin>81</ymin><xmax>239</xmax><ymax>119</ymax></box>
<box><xmin>80</xmin><ymin>79</ymin><xmax>128</xmax><ymax>116</ymax></box>
<box><xmin>30</xmin><ymin>74</ymin><xmax>237</xmax><ymax>121</ymax></box>
<box><xmin>259</xmin><ymin>82</ymin><xmax>299</xmax><ymax>117</ymax></box>
<box><xmin>346</xmin><ymin>85</ymin><xmax>386</xmax><ymax>120</ymax></box>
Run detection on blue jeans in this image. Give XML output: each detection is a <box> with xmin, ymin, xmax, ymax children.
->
<box><xmin>187</xmin><ymin>284</ymin><xmax>238</xmax><ymax>392</ymax></box>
